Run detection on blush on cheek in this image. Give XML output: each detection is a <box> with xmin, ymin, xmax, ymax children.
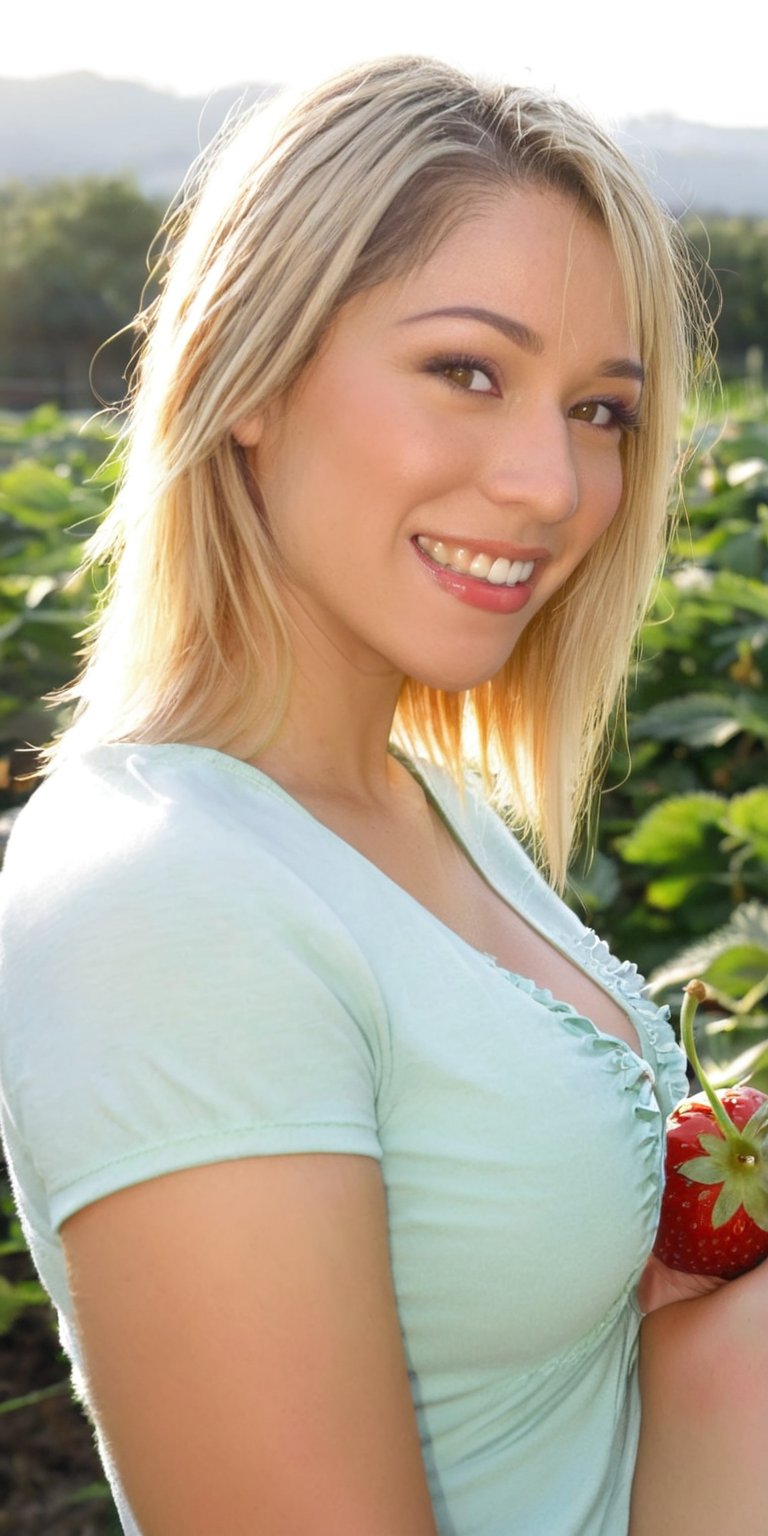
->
<box><xmin>329</xmin><ymin>361</ymin><xmax>471</xmax><ymax>492</ymax></box>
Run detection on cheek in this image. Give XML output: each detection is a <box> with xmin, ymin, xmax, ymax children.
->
<box><xmin>587</xmin><ymin>451</ymin><xmax>625</xmax><ymax>538</ymax></box>
<box><xmin>253</xmin><ymin>360</ymin><xmax>476</xmax><ymax>569</ymax></box>
<box><xmin>307</xmin><ymin>385</ymin><xmax>472</xmax><ymax>538</ymax></box>
<box><xmin>331</xmin><ymin>373</ymin><xmax>465</xmax><ymax>489</ymax></box>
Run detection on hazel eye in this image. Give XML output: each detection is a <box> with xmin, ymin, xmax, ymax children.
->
<box><xmin>570</xmin><ymin>400</ymin><xmax>615</xmax><ymax>427</ymax></box>
<box><xmin>568</xmin><ymin>397</ymin><xmax>641</xmax><ymax>433</ymax></box>
<box><xmin>425</xmin><ymin>354</ymin><xmax>498</xmax><ymax>394</ymax></box>
<box><xmin>444</xmin><ymin>363</ymin><xmax>494</xmax><ymax>393</ymax></box>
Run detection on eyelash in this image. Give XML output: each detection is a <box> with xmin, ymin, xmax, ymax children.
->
<box><xmin>424</xmin><ymin>351</ymin><xmax>499</xmax><ymax>394</ymax></box>
<box><xmin>424</xmin><ymin>351</ymin><xmax>642</xmax><ymax>435</ymax></box>
<box><xmin>577</xmin><ymin>397</ymin><xmax>643</xmax><ymax>435</ymax></box>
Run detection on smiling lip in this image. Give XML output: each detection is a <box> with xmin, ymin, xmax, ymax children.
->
<box><xmin>411</xmin><ymin>536</ymin><xmax>546</xmax><ymax>614</ymax></box>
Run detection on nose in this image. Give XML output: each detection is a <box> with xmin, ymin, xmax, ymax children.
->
<box><xmin>479</xmin><ymin>403</ymin><xmax>580</xmax><ymax>524</ymax></box>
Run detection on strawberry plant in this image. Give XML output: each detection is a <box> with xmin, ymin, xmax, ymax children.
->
<box><xmin>0</xmin><ymin>389</ymin><xmax>765</xmax><ymax>1526</ymax></box>
<box><xmin>0</xmin><ymin>405</ymin><xmax>117</xmax><ymax>808</ymax></box>
<box><xmin>570</xmin><ymin>396</ymin><xmax>768</xmax><ymax>983</ymax></box>
<box><xmin>648</xmin><ymin>902</ymin><xmax>768</xmax><ymax>1093</ymax></box>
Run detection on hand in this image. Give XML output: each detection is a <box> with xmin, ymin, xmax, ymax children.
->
<box><xmin>636</xmin><ymin>1251</ymin><xmax>728</xmax><ymax>1315</ymax></box>
<box><xmin>631</xmin><ymin>1251</ymin><xmax>768</xmax><ymax>1533</ymax></box>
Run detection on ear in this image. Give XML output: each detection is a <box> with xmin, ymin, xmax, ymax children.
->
<box><xmin>231</xmin><ymin>412</ymin><xmax>264</xmax><ymax>448</ymax></box>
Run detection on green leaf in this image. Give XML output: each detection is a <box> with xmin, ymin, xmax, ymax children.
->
<box><xmin>725</xmin><ymin>789</ymin><xmax>768</xmax><ymax>860</ymax></box>
<box><xmin>630</xmin><ymin>695</ymin><xmax>745</xmax><ymax>748</ymax></box>
<box><xmin>16</xmin><ymin>403</ymin><xmax>65</xmax><ymax>438</ymax></box>
<box><xmin>0</xmin><ymin>461</ymin><xmax>77</xmax><ymax>525</ymax></box>
<box><xmin>736</xmin><ymin>697</ymin><xmax>768</xmax><ymax>744</ymax></box>
<box><xmin>710</xmin><ymin>570</ymin><xmax>768</xmax><ymax>622</ymax></box>
<box><xmin>0</xmin><ymin>1274</ymin><xmax>48</xmax><ymax>1335</ymax></box>
<box><xmin>619</xmin><ymin>794</ymin><xmax>726</xmax><ymax>865</ymax></box>
<box><xmin>645</xmin><ymin>873</ymin><xmax>704</xmax><ymax>911</ymax></box>
<box><xmin>64</xmin><ymin>1481</ymin><xmax>115</xmax><ymax>1508</ymax></box>
<box><xmin>648</xmin><ymin>903</ymin><xmax>768</xmax><ymax>995</ymax></box>
<box><xmin>0</xmin><ymin>1381</ymin><xmax>72</xmax><ymax>1416</ymax></box>
<box><xmin>706</xmin><ymin>1037</ymin><xmax>768</xmax><ymax>1090</ymax></box>
<box><xmin>715</xmin><ymin>530</ymin><xmax>768</xmax><ymax>578</ymax></box>
<box><xmin>705</xmin><ymin>946</ymin><xmax>768</xmax><ymax>997</ymax></box>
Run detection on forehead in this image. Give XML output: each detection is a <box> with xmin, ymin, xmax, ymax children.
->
<box><xmin>346</xmin><ymin>187</ymin><xmax>635</xmax><ymax>358</ymax></box>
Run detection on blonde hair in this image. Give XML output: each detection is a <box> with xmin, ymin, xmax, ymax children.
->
<box><xmin>49</xmin><ymin>55</ymin><xmax>711</xmax><ymax>887</ymax></box>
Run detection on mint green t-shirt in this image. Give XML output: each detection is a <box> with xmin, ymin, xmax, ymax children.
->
<box><xmin>0</xmin><ymin>744</ymin><xmax>687</xmax><ymax>1535</ymax></box>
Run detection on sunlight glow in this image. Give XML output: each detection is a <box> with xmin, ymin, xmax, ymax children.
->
<box><xmin>4</xmin><ymin>0</ymin><xmax>766</xmax><ymax>129</ymax></box>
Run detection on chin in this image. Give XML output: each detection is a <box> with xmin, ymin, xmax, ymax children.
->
<box><xmin>405</xmin><ymin>653</ymin><xmax>517</xmax><ymax>694</ymax></box>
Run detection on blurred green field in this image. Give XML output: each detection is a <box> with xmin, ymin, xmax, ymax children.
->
<box><xmin>0</xmin><ymin>389</ymin><xmax>766</xmax><ymax>1526</ymax></box>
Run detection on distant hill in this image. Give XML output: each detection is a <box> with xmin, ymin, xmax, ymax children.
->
<box><xmin>1</xmin><ymin>72</ymin><xmax>766</xmax><ymax>215</ymax></box>
<box><xmin>616</xmin><ymin>115</ymin><xmax>768</xmax><ymax>218</ymax></box>
<box><xmin>0</xmin><ymin>73</ymin><xmax>276</xmax><ymax>197</ymax></box>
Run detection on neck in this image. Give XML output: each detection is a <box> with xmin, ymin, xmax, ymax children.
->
<box><xmin>251</xmin><ymin>610</ymin><xmax>408</xmax><ymax>810</ymax></box>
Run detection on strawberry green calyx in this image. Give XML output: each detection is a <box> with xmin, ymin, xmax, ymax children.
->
<box><xmin>678</xmin><ymin>980</ymin><xmax>768</xmax><ymax>1233</ymax></box>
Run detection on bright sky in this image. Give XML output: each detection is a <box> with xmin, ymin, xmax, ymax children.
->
<box><xmin>4</xmin><ymin>0</ymin><xmax>766</xmax><ymax>129</ymax></box>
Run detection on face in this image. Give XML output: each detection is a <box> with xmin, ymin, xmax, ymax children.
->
<box><xmin>236</xmin><ymin>187</ymin><xmax>643</xmax><ymax>694</ymax></box>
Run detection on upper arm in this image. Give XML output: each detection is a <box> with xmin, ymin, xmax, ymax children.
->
<box><xmin>62</xmin><ymin>1152</ymin><xmax>438</xmax><ymax>1536</ymax></box>
<box><xmin>6</xmin><ymin>774</ymin><xmax>426</xmax><ymax>1528</ymax></box>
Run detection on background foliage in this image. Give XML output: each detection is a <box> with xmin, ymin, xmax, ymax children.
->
<box><xmin>568</xmin><ymin>387</ymin><xmax>768</xmax><ymax>1094</ymax></box>
<box><xmin>0</xmin><ymin>179</ymin><xmax>766</xmax><ymax>410</ymax></box>
<box><xmin>0</xmin><ymin>180</ymin><xmax>163</xmax><ymax>409</ymax></box>
<box><xmin>0</xmin><ymin>175</ymin><xmax>766</xmax><ymax>1527</ymax></box>
<box><xmin>683</xmin><ymin>216</ymin><xmax>768</xmax><ymax>376</ymax></box>
<box><xmin>0</xmin><ymin>409</ymin><xmax>120</xmax><ymax>1530</ymax></box>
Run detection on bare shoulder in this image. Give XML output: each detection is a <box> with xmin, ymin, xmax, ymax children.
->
<box><xmin>62</xmin><ymin>1154</ymin><xmax>438</xmax><ymax>1536</ymax></box>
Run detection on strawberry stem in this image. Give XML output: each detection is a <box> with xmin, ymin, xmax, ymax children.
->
<box><xmin>680</xmin><ymin>981</ymin><xmax>737</xmax><ymax>1142</ymax></box>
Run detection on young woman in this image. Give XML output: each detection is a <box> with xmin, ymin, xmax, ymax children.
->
<box><xmin>1</xmin><ymin>55</ymin><xmax>765</xmax><ymax>1536</ymax></box>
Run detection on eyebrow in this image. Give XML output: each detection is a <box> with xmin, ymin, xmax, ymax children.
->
<box><xmin>399</xmin><ymin>305</ymin><xmax>645</xmax><ymax>384</ymax></box>
<box><xmin>597</xmin><ymin>356</ymin><xmax>646</xmax><ymax>384</ymax></box>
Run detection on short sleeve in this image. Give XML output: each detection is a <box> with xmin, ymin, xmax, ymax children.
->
<box><xmin>0</xmin><ymin>779</ymin><xmax>386</xmax><ymax>1232</ymax></box>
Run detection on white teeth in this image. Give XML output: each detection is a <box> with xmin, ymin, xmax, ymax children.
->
<box><xmin>487</xmin><ymin>557</ymin><xmax>511</xmax><ymax>585</ymax></box>
<box><xmin>503</xmin><ymin>559</ymin><xmax>534</xmax><ymax>585</ymax></box>
<box><xmin>416</xmin><ymin>537</ymin><xmax>536</xmax><ymax>586</ymax></box>
<box><xmin>417</xmin><ymin>540</ymin><xmax>537</xmax><ymax>586</ymax></box>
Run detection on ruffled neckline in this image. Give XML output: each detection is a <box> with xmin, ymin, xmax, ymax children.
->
<box><xmin>479</xmin><ymin>931</ymin><xmax>688</xmax><ymax>1123</ymax></box>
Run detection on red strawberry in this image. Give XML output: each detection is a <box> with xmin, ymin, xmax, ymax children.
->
<box><xmin>654</xmin><ymin>980</ymin><xmax>768</xmax><ymax>1280</ymax></box>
